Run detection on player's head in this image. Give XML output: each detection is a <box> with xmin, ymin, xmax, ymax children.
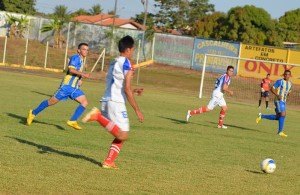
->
<box><xmin>226</xmin><ymin>65</ymin><xmax>234</xmax><ymax>77</ymax></box>
<box><xmin>77</xmin><ymin>43</ymin><xmax>89</xmax><ymax>57</ymax></box>
<box><xmin>283</xmin><ymin>70</ymin><xmax>291</xmax><ymax>80</ymax></box>
<box><xmin>118</xmin><ymin>35</ymin><xmax>135</xmax><ymax>58</ymax></box>
<box><xmin>266</xmin><ymin>73</ymin><xmax>270</xmax><ymax>79</ymax></box>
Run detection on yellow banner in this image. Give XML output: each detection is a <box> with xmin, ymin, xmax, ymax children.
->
<box><xmin>238</xmin><ymin>44</ymin><xmax>300</xmax><ymax>84</ymax></box>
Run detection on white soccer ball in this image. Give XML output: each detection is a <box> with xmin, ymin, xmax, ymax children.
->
<box><xmin>260</xmin><ymin>158</ymin><xmax>276</xmax><ymax>173</ymax></box>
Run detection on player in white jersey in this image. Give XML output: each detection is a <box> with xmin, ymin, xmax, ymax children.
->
<box><xmin>186</xmin><ymin>66</ymin><xmax>234</xmax><ymax>129</ymax></box>
<box><xmin>82</xmin><ymin>36</ymin><xmax>144</xmax><ymax>169</ymax></box>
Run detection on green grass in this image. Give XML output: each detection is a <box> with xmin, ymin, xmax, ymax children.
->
<box><xmin>0</xmin><ymin>69</ymin><xmax>299</xmax><ymax>194</ymax></box>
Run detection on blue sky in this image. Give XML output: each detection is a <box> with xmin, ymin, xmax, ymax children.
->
<box><xmin>36</xmin><ymin>0</ymin><xmax>300</xmax><ymax>19</ymax></box>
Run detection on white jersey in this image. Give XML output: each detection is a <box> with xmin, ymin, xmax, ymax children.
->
<box><xmin>213</xmin><ymin>73</ymin><xmax>231</xmax><ymax>95</ymax></box>
<box><xmin>102</xmin><ymin>56</ymin><xmax>132</xmax><ymax>103</ymax></box>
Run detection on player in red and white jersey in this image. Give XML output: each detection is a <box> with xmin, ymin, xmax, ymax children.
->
<box><xmin>186</xmin><ymin>66</ymin><xmax>234</xmax><ymax>129</ymax></box>
<box><xmin>258</xmin><ymin>74</ymin><xmax>271</xmax><ymax>109</ymax></box>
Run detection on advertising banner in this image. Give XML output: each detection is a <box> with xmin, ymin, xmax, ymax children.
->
<box><xmin>192</xmin><ymin>38</ymin><xmax>240</xmax><ymax>73</ymax></box>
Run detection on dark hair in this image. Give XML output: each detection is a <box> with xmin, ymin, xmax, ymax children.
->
<box><xmin>78</xmin><ymin>43</ymin><xmax>88</xmax><ymax>49</ymax></box>
<box><xmin>267</xmin><ymin>73</ymin><xmax>270</xmax><ymax>76</ymax></box>
<box><xmin>227</xmin><ymin>65</ymin><xmax>234</xmax><ymax>71</ymax></box>
<box><xmin>118</xmin><ymin>35</ymin><xmax>134</xmax><ymax>52</ymax></box>
<box><xmin>284</xmin><ymin>70</ymin><xmax>291</xmax><ymax>75</ymax></box>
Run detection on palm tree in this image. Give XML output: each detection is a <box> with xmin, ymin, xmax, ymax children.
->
<box><xmin>53</xmin><ymin>5</ymin><xmax>70</xmax><ymax>22</ymax></box>
<box><xmin>89</xmin><ymin>4</ymin><xmax>103</xmax><ymax>15</ymax></box>
<box><xmin>41</xmin><ymin>17</ymin><xmax>65</xmax><ymax>48</ymax></box>
<box><xmin>6</xmin><ymin>14</ymin><xmax>29</xmax><ymax>38</ymax></box>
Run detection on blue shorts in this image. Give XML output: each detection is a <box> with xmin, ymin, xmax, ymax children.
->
<box><xmin>54</xmin><ymin>85</ymin><xmax>84</xmax><ymax>101</ymax></box>
<box><xmin>274</xmin><ymin>100</ymin><xmax>286</xmax><ymax>113</ymax></box>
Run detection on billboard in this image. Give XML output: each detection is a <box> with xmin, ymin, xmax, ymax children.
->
<box><xmin>238</xmin><ymin>44</ymin><xmax>298</xmax><ymax>84</ymax></box>
<box><xmin>192</xmin><ymin>38</ymin><xmax>240</xmax><ymax>73</ymax></box>
<box><xmin>287</xmin><ymin>50</ymin><xmax>300</xmax><ymax>84</ymax></box>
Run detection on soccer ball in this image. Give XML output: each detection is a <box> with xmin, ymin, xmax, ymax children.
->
<box><xmin>260</xmin><ymin>158</ymin><xmax>276</xmax><ymax>173</ymax></box>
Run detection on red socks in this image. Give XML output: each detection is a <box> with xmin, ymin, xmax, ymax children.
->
<box><xmin>218</xmin><ymin>110</ymin><xmax>226</xmax><ymax>126</ymax></box>
<box><xmin>104</xmin><ymin>138</ymin><xmax>123</xmax><ymax>164</ymax></box>
<box><xmin>190</xmin><ymin>106</ymin><xmax>209</xmax><ymax>115</ymax></box>
<box><xmin>96</xmin><ymin>113</ymin><xmax>120</xmax><ymax>137</ymax></box>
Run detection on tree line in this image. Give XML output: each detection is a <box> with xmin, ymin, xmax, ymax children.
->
<box><xmin>0</xmin><ymin>0</ymin><xmax>299</xmax><ymax>47</ymax></box>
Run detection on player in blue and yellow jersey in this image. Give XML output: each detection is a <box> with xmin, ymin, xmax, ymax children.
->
<box><xmin>256</xmin><ymin>70</ymin><xmax>292</xmax><ymax>137</ymax></box>
<box><xmin>27</xmin><ymin>43</ymin><xmax>90</xmax><ymax>130</ymax></box>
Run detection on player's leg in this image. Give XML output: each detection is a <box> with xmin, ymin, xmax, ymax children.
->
<box><xmin>67</xmin><ymin>89</ymin><xmax>88</xmax><ymax>130</ymax></box>
<box><xmin>277</xmin><ymin>101</ymin><xmax>287</xmax><ymax>137</ymax></box>
<box><xmin>186</xmin><ymin>96</ymin><xmax>215</xmax><ymax>122</ymax></box>
<box><xmin>258</xmin><ymin>92</ymin><xmax>263</xmax><ymax>108</ymax></box>
<box><xmin>256</xmin><ymin>101</ymin><xmax>279</xmax><ymax>124</ymax></box>
<box><xmin>265</xmin><ymin>92</ymin><xmax>269</xmax><ymax>109</ymax></box>
<box><xmin>217</xmin><ymin>97</ymin><xmax>227</xmax><ymax>129</ymax></box>
<box><xmin>27</xmin><ymin>96</ymin><xmax>60</xmax><ymax>125</ymax></box>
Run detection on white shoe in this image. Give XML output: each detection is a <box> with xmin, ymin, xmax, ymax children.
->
<box><xmin>217</xmin><ymin>125</ymin><xmax>227</xmax><ymax>129</ymax></box>
<box><xmin>186</xmin><ymin>110</ymin><xmax>191</xmax><ymax>122</ymax></box>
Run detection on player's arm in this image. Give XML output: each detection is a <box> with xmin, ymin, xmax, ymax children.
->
<box><xmin>68</xmin><ymin>68</ymin><xmax>90</xmax><ymax>79</ymax></box>
<box><xmin>271</xmin><ymin>81</ymin><xmax>281</xmax><ymax>100</ymax></box>
<box><xmin>222</xmin><ymin>84</ymin><xmax>233</xmax><ymax>95</ymax></box>
<box><xmin>125</xmin><ymin>70</ymin><xmax>144</xmax><ymax>122</ymax></box>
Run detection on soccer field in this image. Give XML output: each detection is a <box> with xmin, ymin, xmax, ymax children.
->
<box><xmin>0</xmin><ymin>69</ymin><xmax>299</xmax><ymax>194</ymax></box>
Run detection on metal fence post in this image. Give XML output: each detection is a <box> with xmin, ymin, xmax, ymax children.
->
<box><xmin>136</xmin><ymin>40</ymin><xmax>141</xmax><ymax>85</ymax></box>
<box><xmin>44</xmin><ymin>41</ymin><xmax>49</xmax><ymax>68</ymax></box>
<box><xmin>63</xmin><ymin>22</ymin><xmax>71</xmax><ymax>70</ymax></box>
<box><xmin>3</xmin><ymin>36</ymin><xmax>7</xmax><ymax>64</ymax></box>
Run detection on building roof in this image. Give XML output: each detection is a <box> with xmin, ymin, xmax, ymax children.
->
<box><xmin>73</xmin><ymin>14</ymin><xmax>146</xmax><ymax>30</ymax></box>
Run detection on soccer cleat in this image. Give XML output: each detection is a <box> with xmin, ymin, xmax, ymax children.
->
<box><xmin>186</xmin><ymin>110</ymin><xmax>191</xmax><ymax>122</ymax></box>
<box><xmin>102</xmin><ymin>162</ymin><xmax>118</xmax><ymax>170</ymax></box>
<box><xmin>27</xmin><ymin>109</ymin><xmax>35</xmax><ymax>125</ymax></box>
<box><xmin>278</xmin><ymin>132</ymin><xmax>287</xmax><ymax>138</ymax></box>
<box><xmin>67</xmin><ymin>120</ymin><xmax>82</xmax><ymax>130</ymax></box>
<box><xmin>82</xmin><ymin>107</ymin><xmax>100</xmax><ymax>123</ymax></box>
<box><xmin>256</xmin><ymin>113</ymin><xmax>262</xmax><ymax>124</ymax></box>
<box><xmin>217</xmin><ymin>125</ymin><xmax>227</xmax><ymax>129</ymax></box>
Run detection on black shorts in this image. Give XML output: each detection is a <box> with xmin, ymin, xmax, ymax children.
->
<box><xmin>261</xmin><ymin>91</ymin><xmax>269</xmax><ymax>97</ymax></box>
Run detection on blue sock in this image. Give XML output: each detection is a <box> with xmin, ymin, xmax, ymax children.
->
<box><xmin>32</xmin><ymin>100</ymin><xmax>49</xmax><ymax>116</ymax></box>
<box><xmin>278</xmin><ymin>116</ymin><xmax>285</xmax><ymax>133</ymax></box>
<box><xmin>261</xmin><ymin>114</ymin><xmax>278</xmax><ymax>120</ymax></box>
<box><xmin>70</xmin><ymin>104</ymin><xmax>86</xmax><ymax>121</ymax></box>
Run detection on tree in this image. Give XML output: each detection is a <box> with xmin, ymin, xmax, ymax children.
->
<box><xmin>191</xmin><ymin>12</ymin><xmax>226</xmax><ymax>39</ymax></box>
<box><xmin>52</xmin><ymin>5</ymin><xmax>70</xmax><ymax>22</ymax></box>
<box><xmin>153</xmin><ymin>0</ymin><xmax>214</xmax><ymax>33</ymax></box>
<box><xmin>6</xmin><ymin>14</ymin><xmax>29</xmax><ymax>38</ymax></box>
<box><xmin>277</xmin><ymin>8</ymin><xmax>300</xmax><ymax>43</ymax></box>
<box><xmin>41</xmin><ymin>17</ymin><xmax>65</xmax><ymax>48</ymax></box>
<box><xmin>89</xmin><ymin>4</ymin><xmax>103</xmax><ymax>15</ymax></box>
<box><xmin>0</xmin><ymin>0</ymin><xmax>36</xmax><ymax>15</ymax></box>
<box><xmin>132</xmin><ymin>12</ymin><xmax>156</xmax><ymax>40</ymax></box>
<box><xmin>223</xmin><ymin>5</ymin><xmax>275</xmax><ymax>45</ymax></box>
<box><xmin>71</xmin><ymin>8</ymin><xmax>90</xmax><ymax>17</ymax></box>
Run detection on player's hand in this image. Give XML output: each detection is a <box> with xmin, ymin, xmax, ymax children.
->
<box><xmin>133</xmin><ymin>88</ymin><xmax>144</xmax><ymax>96</ymax></box>
<box><xmin>81</xmin><ymin>73</ymin><xmax>90</xmax><ymax>79</ymax></box>
<box><xmin>228</xmin><ymin>90</ymin><xmax>233</xmax><ymax>96</ymax></box>
<box><xmin>135</xmin><ymin>110</ymin><xmax>144</xmax><ymax>123</ymax></box>
<box><xmin>261</xmin><ymin>88</ymin><xmax>265</xmax><ymax>92</ymax></box>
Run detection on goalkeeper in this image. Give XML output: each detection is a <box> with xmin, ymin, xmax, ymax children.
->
<box><xmin>258</xmin><ymin>73</ymin><xmax>271</xmax><ymax>109</ymax></box>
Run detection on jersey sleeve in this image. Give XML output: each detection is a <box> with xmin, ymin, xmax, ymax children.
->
<box><xmin>68</xmin><ymin>55</ymin><xmax>81</xmax><ymax>70</ymax></box>
<box><xmin>223</xmin><ymin>75</ymin><xmax>230</xmax><ymax>85</ymax></box>
<box><xmin>273</xmin><ymin>79</ymin><xmax>281</xmax><ymax>89</ymax></box>
<box><xmin>123</xmin><ymin>58</ymin><xmax>132</xmax><ymax>76</ymax></box>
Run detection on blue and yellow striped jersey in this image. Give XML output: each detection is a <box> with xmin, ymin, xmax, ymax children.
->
<box><xmin>273</xmin><ymin>79</ymin><xmax>292</xmax><ymax>102</ymax></box>
<box><xmin>62</xmin><ymin>54</ymin><xmax>83</xmax><ymax>88</ymax></box>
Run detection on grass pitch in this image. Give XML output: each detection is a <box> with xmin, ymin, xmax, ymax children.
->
<box><xmin>0</xmin><ymin>68</ymin><xmax>299</xmax><ymax>194</ymax></box>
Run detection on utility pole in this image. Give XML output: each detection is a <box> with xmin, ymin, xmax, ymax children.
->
<box><xmin>110</xmin><ymin>0</ymin><xmax>118</xmax><ymax>55</ymax></box>
<box><xmin>141</xmin><ymin>0</ymin><xmax>148</xmax><ymax>60</ymax></box>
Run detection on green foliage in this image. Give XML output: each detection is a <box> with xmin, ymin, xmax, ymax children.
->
<box><xmin>52</xmin><ymin>5</ymin><xmax>70</xmax><ymax>23</ymax></box>
<box><xmin>0</xmin><ymin>0</ymin><xmax>36</xmax><ymax>15</ymax></box>
<box><xmin>6</xmin><ymin>14</ymin><xmax>29</xmax><ymax>38</ymax></box>
<box><xmin>71</xmin><ymin>8</ymin><xmax>90</xmax><ymax>17</ymax></box>
<box><xmin>154</xmin><ymin>0</ymin><xmax>214</xmax><ymax>32</ymax></box>
<box><xmin>132</xmin><ymin>12</ymin><xmax>156</xmax><ymax>41</ymax></box>
<box><xmin>277</xmin><ymin>8</ymin><xmax>300</xmax><ymax>43</ymax></box>
<box><xmin>89</xmin><ymin>4</ymin><xmax>103</xmax><ymax>15</ymax></box>
<box><xmin>41</xmin><ymin>17</ymin><xmax>65</xmax><ymax>48</ymax></box>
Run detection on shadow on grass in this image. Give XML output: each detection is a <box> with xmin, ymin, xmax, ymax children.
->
<box><xmin>158</xmin><ymin>116</ymin><xmax>211</xmax><ymax>127</ymax></box>
<box><xmin>7</xmin><ymin>136</ymin><xmax>101</xmax><ymax>166</ymax></box>
<box><xmin>209</xmin><ymin>122</ymin><xmax>266</xmax><ymax>133</ymax></box>
<box><xmin>31</xmin><ymin>90</ymin><xmax>52</xmax><ymax>97</ymax></box>
<box><xmin>6</xmin><ymin>113</ymin><xmax>65</xmax><ymax>130</ymax></box>
<box><xmin>245</xmin><ymin>169</ymin><xmax>264</xmax><ymax>174</ymax></box>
